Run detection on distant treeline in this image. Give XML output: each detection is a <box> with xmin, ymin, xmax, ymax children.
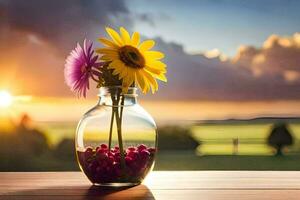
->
<box><xmin>196</xmin><ymin>117</ymin><xmax>300</xmax><ymax>125</ymax></box>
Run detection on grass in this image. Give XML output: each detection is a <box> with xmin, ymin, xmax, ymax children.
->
<box><xmin>191</xmin><ymin>123</ymin><xmax>300</xmax><ymax>155</ymax></box>
<box><xmin>33</xmin><ymin>121</ymin><xmax>300</xmax><ymax>171</ymax></box>
<box><xmin>197</xmin><ymin>144</ymin><xmax>273</xmax><ymax>155</ymax></box>
<box><xmin>192</xmin><ymin>123</ymin><xmax>300</xmax><ymax>140</ymax></box>
<box><xmin>192</xmin><ymin>124</ymin><xmax>273</xmax><ymax>140</ymax></box>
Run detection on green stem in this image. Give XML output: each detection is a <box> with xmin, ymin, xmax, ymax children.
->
<box><xmin>120</xmin><ymin>95</ymin><xmax>125</xmax><ymax>125</ymax></box>
<box><xmin>108</xmin><ymin>91</ymin><xmax>117</xmax><ymax>151</ymax></box>
<box><xmin>115</xmin><ymin>93</ymin><xmax>126</xmax><ymax>172</ymax></box>
<box><xmin>108</xmin><ymin>98</ymin><xmax>115</xmax><ymax>150</ymax></box>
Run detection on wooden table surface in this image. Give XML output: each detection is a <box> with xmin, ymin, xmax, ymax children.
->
<box><xmin>1</xmin><ymin>171</ymin><xmax>300</xmax><ymax>200</ymax></box>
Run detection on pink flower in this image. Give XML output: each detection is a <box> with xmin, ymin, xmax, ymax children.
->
<box><xmin>64</xmin><ymin>39</ymin><xmax>103</xmax><ymax>97</ymax></box>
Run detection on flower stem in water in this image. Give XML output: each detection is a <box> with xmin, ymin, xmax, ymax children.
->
<box><xmin>108</xmin><ymin>102</ymin><xmax>115</xmax><ymax>150</ymax></box>
<box><xmin>115</xmin><ymin>93</ymin><xmax>126</xmax><ymax>172</ymax></box>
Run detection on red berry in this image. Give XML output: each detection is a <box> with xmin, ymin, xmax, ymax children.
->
<box><xmin>88</xmin><ymin>160</ymin><xmax>98</xmax><ymax>173</ymax></box>
<box><xmin>86</xmin><ymin>146</ymin><xmax>93</xmax><ymax>151</ymax></box>
<box><xmin>127</xmin><ymin>147</ymin><xmax>136</xmax><ymax>152</ymax></box>
<box><xmin>107</xmin><ymin>151</ymin><xmax>114</xmax><ymax>157</ymax></box>
<box><xmin>112</xmin><ymin>147</ymin><xmax>119</xmax><ymax>153</ymax></box>
<box><xmin>96</xmin><ymin>148</ymin><xmax>106</xmax><ymax>154</ymax></box>
<box><xmin>96</xmin><ymin>166</ymin><xmax>103</xmax><ymax>174</ymax></box>
<box><xmin>108</xmin><ymin>156</ymin><xmax>114</xmax><ymax>164</ymax></box>
<box><xmin>140</xmin><ymin>149</ymin><xmax>150</xmax><ymax>159</ymax></box>
<box><xmin>81</xmin><ymin>144</ymin><xmax>157</xmax><ymax>183</ymax></box>
<box><xmin>148</xmin><ymin>147</ymin><xmax>156</xmax><ymax>154</ymax></box>
<box><xmin>99</xmin><ymin>160</ymin><xmax>108</xmax><ymax>168</ymax></box>
<box><xmin>114</xmin><ymin>152</ymin><xmax>121</xmax><ymax>162</ymax></box>
<box><xmin>96</xmin><ymin>149</ymin><xmax>108</xmax><ymax>162</ymax></box>
<box><xmin>105</xmin><ymin>166</ymin><xmax>111</xmax><ymax>172</ymax></box>
<box><xmin>114</xmin><ymin>146</ymin><xmax>120</xmax><ymax>150</ymax></box>
<box><xmin>84</xmin><ymin>147</ymin><xmax>94</xmax><ymax>159</ymax></box>
<box><xmin>125</xmin><ymin>156</ymin><xmax>133</xmax><ymax>165</ymax></box>
<box><xmin>112</xmin><ymin>163</ymin><xmax>122</xmax><ymax>177</ymax></box>
<box><xmin>137</xmin><ymin>144</ymin><xmax>147</xmax><ymax>152</ymax></box>
<box><xmin>127</xmin><ymin>151</ymin><xmax>139</xmax><ymax>160</ymax></box>
<box><xmin>110</xmin><ymin>149</ymin><xmax>116</xmax><ymax>153</ymax></box>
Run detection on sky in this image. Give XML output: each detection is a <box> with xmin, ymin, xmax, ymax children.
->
<box><xmin>128</xmin><ymin>0</ymin><xmax>300</xmax><ymax>56</ymax></box>
<box><xmin>0</xmin><ymin>0</ymin><xmax>300</xmax><ymax>121</ymax></box>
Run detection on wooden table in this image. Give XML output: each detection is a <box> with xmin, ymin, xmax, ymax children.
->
<box><xmin>1</xmin><ymin>171</ymin><xmax>300</xmax><ymax>200</ymax></box>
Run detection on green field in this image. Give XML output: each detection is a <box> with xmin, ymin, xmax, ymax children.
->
<box><xmin>1</xmin><ymin>121</ymin><xmax>299</xmax><ymax>171</ymax></box>
<box><xmin>40</xmin><ymin>122</ymin><xmax>300</xmax><ymax>155</ymax></box>
<box><xmin>191</xmin><ymin>123</ymin><xmax>300</xmax><ymax>155</ymax></box>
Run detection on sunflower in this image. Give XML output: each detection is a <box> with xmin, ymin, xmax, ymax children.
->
<box><xmin>97</xmin><ymin>27</ymin><xmax>167</xmax><ymax>93</ymax></box>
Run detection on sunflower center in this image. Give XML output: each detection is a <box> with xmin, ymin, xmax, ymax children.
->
<box><xmin>119</xmin><ymin>45</ymin><xmax>145</xmax><ymax>69</ymax></box>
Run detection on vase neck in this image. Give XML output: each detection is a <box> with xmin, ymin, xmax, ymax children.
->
<box><xmin>98</xmin><ymin>86</ymin><xmax>138</xmax><ymax>106</ymax></box>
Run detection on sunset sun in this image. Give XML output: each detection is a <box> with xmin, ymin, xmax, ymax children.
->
<box><xmin>0</xmin><ymin>90</ymin><xmax>13</xmax><ymax>108</ymax></box>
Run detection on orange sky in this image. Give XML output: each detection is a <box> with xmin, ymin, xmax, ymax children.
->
<box><xmin>4</xmin><ymin>96</ymin><xmax>300</xmax><ymax>123</ymax></box>
<box><xmin>1</xmin><ymin>0</ymin><xmax>300</xmax><ymax>120</ymax></box>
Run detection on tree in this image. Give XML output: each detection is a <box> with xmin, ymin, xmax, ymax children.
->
<box><xmin>16</xmin><ymin>114</ymin><xmax>49</xmax><ymax>156</ymax></box>
<box><xmin>158</xmin><ymin>126</ymin><xmax>200</xmax><ymax>151</ymax></box>
<box><xmin>54</xmin><ymin>139</ymin><xmax>75</xmax><ymax>161</ymax></box>
<box><xmin>267</xmin><ymin>123</ymin><xmax>293</xmax><ymax>156</ymax></box>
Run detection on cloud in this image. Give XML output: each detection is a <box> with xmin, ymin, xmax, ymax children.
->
<box><xmin>132</xmin><ymin>12</ymin><xmax>172</xmax><ymax>27</ymax></box>
<box><xmin>148</xmin><ymin>35</ymin><xmax>300</xmax><ymax>101</ymax></box>
<box><xmin>134</xmin><ymin>13</ymin><xmax>156</xmax><ymax>26</ymax></box>
<box><xmin>0</xmin><ymin>0</ymin><xmax>132</xmax><ymax>96</ymax></box>
<box><xmin>0</xmin><ymin>0</ymin><xmax>130</xmax><ymax>52</ymax></box>
<box><xmin>1</xmin><ymin>0</ymin><xmax>300</xmax><ymax>101</ymax></box>
<box><xmin>233</xmin><ymin>33</ymin><xmax>300</xmax><ymax>83</ymax></box>
<box><xmin>203</xmin><ymin>48</ymin><xmax>228</xmax><ymax>61</ymax></box>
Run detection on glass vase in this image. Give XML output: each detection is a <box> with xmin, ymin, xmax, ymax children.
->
<box><xmin>75</xmin><ymin>86</ymin><xmax>157</xmax><ymax>187</ymax></box>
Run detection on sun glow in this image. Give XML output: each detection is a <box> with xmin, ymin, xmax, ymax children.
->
<box><xmin>0</xmin><ymin>90</ymin><xmax>13</xmax><ymax>108</ymax></box>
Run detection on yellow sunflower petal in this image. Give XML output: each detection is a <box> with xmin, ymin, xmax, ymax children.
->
<box><xmin>145</xmin><ymin>60</ymin><xmax>167</xmax><ymax>73</ymax></box>
<box><xmin>96</xmin><ymin>48</ymin><xmax>118</xmax><ymax>55</ymax></box>
<box><xmin>142</xmin><ymin>72</ymin><xmax>150</xmax><ymax>93</ymax></box>
<box><xmin>139</xmin><ymin>40</ymin><xmax>155</xmax><ymax>52</ymax></box>
<box><xmin>141</xmin><ymin>70</ymin><xmax>158</xmax><ymax>93</ymax></box>
<box><xmin>122</xmin><ymin>68</ymin><xmax>136</xmax><ymax>93</ymax></box>
<box><xmin>118</xmin><ymin>65</ymin><xmax>128</xmax><ymax>80</ymax></box>
<box><xmin>122</xmin><ymin>75</ymin><xmax>129</xmax><ymax>85</ymax></box>
<box><xmin>144</xmin><ymin>51</ymin><xmax>165</xmax><ymax>60</ymax></box>
<box><xmin>122</xmin><ymin>76</ymin><xmax>129</xmax><ymax>88</ymax></box>
<box><xmin>111</xmin><ymin>68</ymin><xmax>119</xmax><ymax>75</ymax></box>
<box><xmin>131</xmin><ymin>32</ymin><xmax>140</xmax><ymax>47</ymax></box>
<box><xmin>120</xmin><ymin>27</ymin><xmax>131</xmax><ymax>45</ymax></box>
<box><xmin>110</xmin><ymin>59</ymin><xmax>125</xmax><ymax>70</ymax></box>
<box><xmin>122</xmin><ymin>69</ymin><xmax>135</xmax><ymax>88</ymax></box>
<box><xmin>98</xmin><ymin>38</ymin><xmax>119</xmax><ymax>48</ymax></box>
<box><xmin>154</xmin><ymin>73</ymin><xmax>167</xmax><ymax>82</ymax></box>
<box><xmin>136</xmin><ymin>70</ymin><xmax>148</xmax><ymax>93</ymax></box>
<box><xmin>110</xmin><ymin>62</ymin><xmax>123</xmax><ymax>75</ymax></box>
<box><xmin>113</xmin><ymin>64</ymin><xmax>123</xmax><ymax>72</ymax></box>
<box><xmin>105</xmin><ymin>27</ymin><xmax>124</xmax><ymax>46</ymax></box>
<box><xmin>107</xmin><ymin>64</ymin><xmax>115</xmax><ymax>69</ymax></box>
<box><xmin>127</xmin><ymin>68</ymin><xmax>136</xmax><ymax>86</ymax></box>
<box><xmin>100</xmin><ymin>55</ymin><xmax>115</xmax><ymax>61</ymax></box>
<box><xmin>145</xmin><ymin>66</ymin><xmax>162</xmax><ymax>75</ymax></box>
<box><xmin>147</xmin><ymin>60</ymin><xmax>167</xmax><ymax>69</ymax></box>
<box><xmin>100</xmin><ymin>53</ymin><xmax>119</xmax><ymax>61</ymax></box>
